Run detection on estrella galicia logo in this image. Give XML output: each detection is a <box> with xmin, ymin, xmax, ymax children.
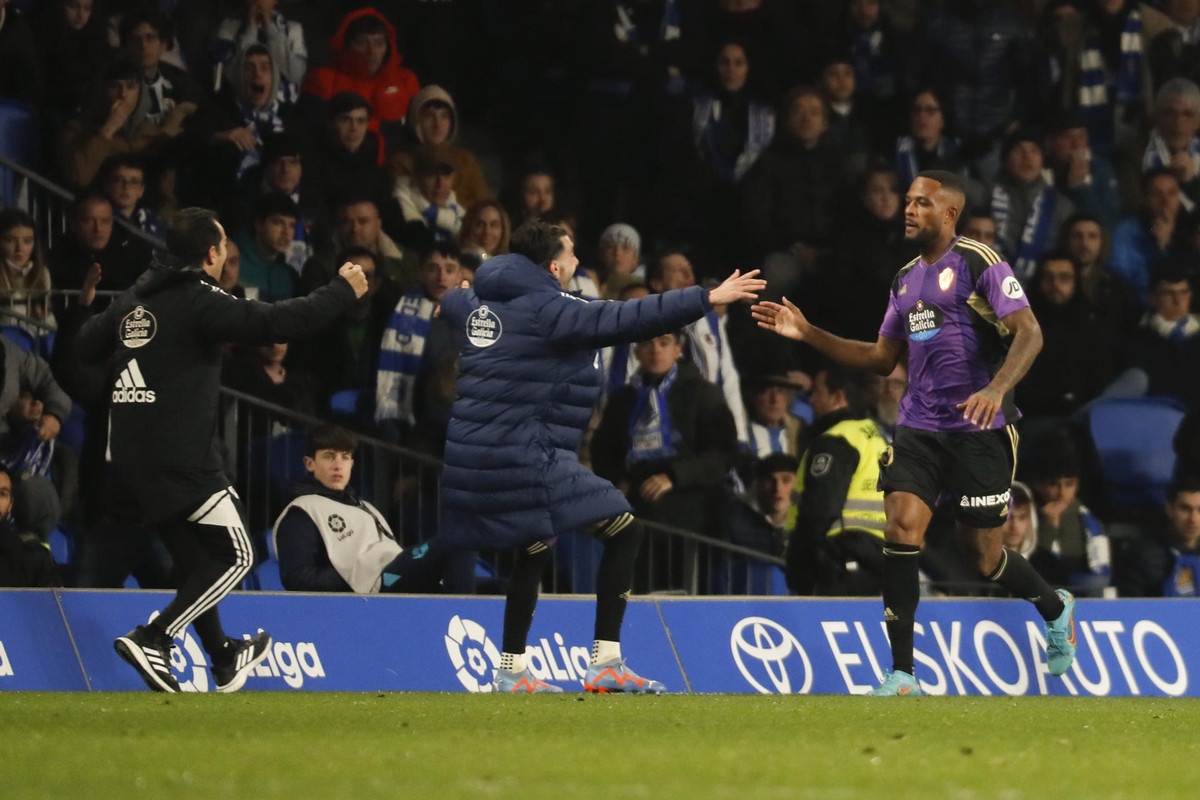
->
<box><xmin>445</xmin><ymin>615</ymin><xmax>501</xmax><ymax>692</ymax></box>
<box><xmin>119</xmin><ymin>305</ymin><xmax>157</xmax><ymax>349</ymax></box>
<box><xmin>465</xmin><ymin>305</ymin><xmax>502</xmax><ymax>348</ymax></box>
<box><xmin>906</xmin><ymin>299</ymin><xmax>944</xmax><ymax>342</ymax></box>
<box><xmin>730</xmin><ymin>616</ymin><xmax>812</xmax><ymax>694</ymax></box>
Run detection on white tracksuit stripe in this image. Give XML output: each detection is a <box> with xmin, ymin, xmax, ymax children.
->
<box><xmin>165</xmin><ymin>490</ymin><xmax>254</xmax><ymax>638</ymax></box>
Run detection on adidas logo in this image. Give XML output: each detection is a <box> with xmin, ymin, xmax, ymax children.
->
<box><xmin>112</xmin><ymin>359</ymin><xmax>157</xmax><ymax>404</ymax></box>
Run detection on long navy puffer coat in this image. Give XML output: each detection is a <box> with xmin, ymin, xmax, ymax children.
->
<box><xmin>438</xmin><ymin>253</ymin><xmax>711</xmax><ymax>550</ymax></box>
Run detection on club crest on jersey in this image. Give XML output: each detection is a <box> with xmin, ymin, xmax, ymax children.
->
<box><xmin>938</xmin><ymin>267</ymin><xmax>954</xmax><ymax>291</ymax></box>
<box><xmin>906</xmin><ymin>300</ymin><xmax>944</xmax><ymax>342</ymax></box>
<box><xmin>465</xmin><ymin>305</ymin><xmax>502</xmax><ymax>348</ymax></box>
<box><xmin>119</xmin><ymin>305</ymin><xmax>157</xmax><ymax>349</ymax></box>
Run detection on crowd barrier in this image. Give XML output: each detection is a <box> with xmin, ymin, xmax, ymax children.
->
<box><xmin>1</xmin><ymin>590</ymin><xmax>1196</xmax><ymax>696</ymax></box>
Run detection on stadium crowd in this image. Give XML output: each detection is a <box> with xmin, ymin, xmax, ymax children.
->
<box><xmin>1</xmin><ymin>0</ymin><xmax>1199</xmax><ymax>599</ymax></box>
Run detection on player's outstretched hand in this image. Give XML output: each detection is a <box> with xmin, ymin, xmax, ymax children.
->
<box><xmin>751</xmin><ymin>297</ymin><xmax>809</xmax><ymax>342</ymax></box>
<box><xmin>707</xmin><ymin>269</ymin><xmax>766</xmax><ymax>306</ymax></box>
<box><xmin>338</xmin><ymin>262</ymin><xmax>369</xmax><ymax>298</ymax></box>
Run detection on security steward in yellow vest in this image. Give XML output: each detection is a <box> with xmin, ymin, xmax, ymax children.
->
<box><xmin>784</xmin><ymin>364</ymin><xmax>888</xmax><ymax>595</ymax></box>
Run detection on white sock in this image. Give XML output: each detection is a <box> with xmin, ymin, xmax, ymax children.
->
<box><xmin>499</xmin><ymin>651</ymin><xmax>526</xmax><ymax>672</ymax></box>
<box><xmin>591</xmin><ymin>640</ymin><xmax>621</xmax><ymax>665</ymax></box>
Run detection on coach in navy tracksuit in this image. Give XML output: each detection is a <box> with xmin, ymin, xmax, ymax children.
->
<box><xmin>394</xmin><ymin>219</ymin><xmax>763</xmax><ymax>692</ymax></box>
<box><xmin>76</xmin><ymin>208</ymin><xmax>367</xmax><ymax>693</ymax></box>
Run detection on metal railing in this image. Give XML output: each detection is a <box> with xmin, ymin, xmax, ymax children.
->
<box><xmin>0</xmin><ymin>151</ymin><xmax>165</xmax><ymax>255</ymax></box>
<box><xmin>217</xmin><ymin>387</ymin><xmax>789</xmax><ymax>596</ymax></box>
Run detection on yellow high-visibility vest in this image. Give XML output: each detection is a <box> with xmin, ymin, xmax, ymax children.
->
<box><xmin>786</xmin><ymin>417</ymin><xmax>887</xmax><ymax>539</ymax></box>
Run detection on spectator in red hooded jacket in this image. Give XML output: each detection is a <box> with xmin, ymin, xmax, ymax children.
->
<box><xmin>300</xmin><ymin>7</ymin><xmax>420</xmax><ymax>149</ymax></box>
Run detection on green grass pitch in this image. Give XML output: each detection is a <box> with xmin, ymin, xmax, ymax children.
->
<box><xmin>3</xmin><ymin>693</ymin><xmax>1199</xmax><ymax>799</ymax></box>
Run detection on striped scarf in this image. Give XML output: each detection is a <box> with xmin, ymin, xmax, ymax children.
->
<box><xmin>614</xmin><ymin>0</ymin><xmax>680</xmax><ymax>44</ymax></box>
<box><xmin>237</xmin><ymin>101</ymin><xmax>286</xmax><ymax>179</ymax></box>
<box><xmin>748</xmin><ymin>421</ymin><xmax>790</xmax><ymax>458</ymax></box>
<box><xmin>374</xmin><ymin>290</ymin><xmax>436</xmax><ymax>425</ymax></box>
<box><xmin>1077</xmin><ymin>9</ymin><xmax>1143</xmax><ymax>152</ymax></box>
<box><xmin>991</xmin><ymin>180</ymin><xmax>1058</xmax><ymax>284</ymax></box>
<box><xmin>849</xmin><ymin>26</ymin><xmax>893</xmax><ymax>99</ymax></box>
<box><xmin>1142</xmin><ymin>131</ymin><xmax>1200</xmax><ymax>212</ymax></box>
<box><xmin>627</xmin><ymin>363</ymin><xmax>679</xmax><ymax>464</ymax></box>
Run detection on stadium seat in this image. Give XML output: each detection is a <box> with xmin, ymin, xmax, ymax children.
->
<box><xmin>0</xmin><ymin>327</ymin><xmax>36</xmax><ymax>352</ymax></box>
<box><xmin>253</xmin><ymin>559</ymin><xmax>284</xmax><ymax>591</ymax></box>
<box><xmin>712</xmin><ymin>560</ymin><xmax>790</xmax><ymax>596</ymax></box>
<box><xmin>48</xmin><ymin>526</ymin><xmax>73</xmax><ymax>566</ymax></box>
<box><xmin>328</xmin><ymin>389</ymin><xmax>363</xmax><ymax>419</ymax></box>
<box><xmin>0</xmin><ymin>99</ymin><xmax>38</xmax><ymax>208</ymax></box>
<box><xmin>1087</xmin><ymin>396</ymin><xmax>1187</xmax><ymax>508</ymax></box>
<box><xmin>58</xmin><ymin>405</ymin><xmax>87</xmax><ymax>453</ymax></box>
<box><xmin>554</xmin><ymin>534</ymin><xmax>604</xmax><ymax>594</ymax></box>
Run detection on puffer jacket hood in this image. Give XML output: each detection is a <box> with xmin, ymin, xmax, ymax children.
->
<box><xmin>326</xmin><ymin>7</ymin><xmax>403</xmax><ymax>80</ymax></box>
<box><xmin>405</xmin><ymin>84</ymin><xmax>457</xmax><ymax>143</ymax></box>
<box><xmin>472</xmin><ymin>253</ymin><xmax>557</xmax><ymax>302</ymax></box>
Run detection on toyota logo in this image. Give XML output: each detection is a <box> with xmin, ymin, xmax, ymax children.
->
<box><xmin>730</xmin><ymin>616</ymin><xmax>812</xmax><ymax>694</ymax></box>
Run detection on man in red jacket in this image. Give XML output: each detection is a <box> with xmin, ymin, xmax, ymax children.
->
<box><xmin>301</xmin><ymin>7</ymin><xmax>420</xmax><ymax>148</ymax></box>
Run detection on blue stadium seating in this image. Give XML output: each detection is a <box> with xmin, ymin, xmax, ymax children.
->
<box><xmin>329</xmin><ymin>388</ymin><xmax>362</xmax><ymax>418</ymax></box>
<box><xmin>0</xmin><ymin>99</ymin><xmax>38</xmax><ymax>208</ymax></box>
<box><xmin>1</xmin><ymin>327</ymin><xmax>36</xmax><ymax>352</ymax></box>
<box><xmin>1087</xmin><ymin>396</ymin><xmax>1187</xmax><ymax>508</ymax></box>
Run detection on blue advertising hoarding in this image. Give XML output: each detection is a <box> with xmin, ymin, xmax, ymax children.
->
<box><xmin>0</xmin><ymin>590</ymin><xmax>87</xmax><ymax>690</ymax></box>
<box><xmin>2</xmin><ymin>590</ymin><xmax>1198</xmax><ymax>696</ymax></box>
<box><xmin>658</xmin><ymin>597</ymin><xmax>1200</xmax><ymax>697</ymax></box>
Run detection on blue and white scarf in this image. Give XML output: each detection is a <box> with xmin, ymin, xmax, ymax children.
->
<box><xmin>748</xmin><ymin>421</ymin><xmax>789</xmax><ymax>458</ymax></box>
<box><xmin>375</xmin><ymin>290</ymin><xmax>436</xmax><ymax>425</ymax></box>
<box><xmin>1077</xmin><ymin>9</ymin><xmax>1143</xmax><ymax>152</ymax></box>
<box><xmin>849</xmin><ymin>26</ymin><xmax>893</xmax><ymax>99</ymax></box>
<box><xmin>991</xmin><ymin>181</ymin><xmax>1058</xmax><ymax>283</ymax></box>
<box><xmin>237</xmin><ymin>101</ymin><xmax>286</xmax><ymax>179</ymax></box>
<box><xmin>693</xmin><ymin>94</ymin><xmax>775</xmax><ymax>182</ymax></box>
<box><xmin>894</xmin><ymin>135</ymin><xmax>960</xmax><ymax>189</ymax></box>
<box><xmin>627</xmin><ymin>363</ymin><xmax>679</xmax><ymax>464</ymax></box>
<box><xmin>614</xmin><ymin>0</ymin><xmax>680</xmax><ymax>44</ymax></box>
<box><xmin>1142</xmin><ymin>131</ymin><xmax>1200</xmax><ymax>211</ymax></box>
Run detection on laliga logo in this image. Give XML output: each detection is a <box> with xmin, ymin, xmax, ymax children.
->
<box><xmin>445</xmin><ymin>615</ymin><xmax>501</xmax><ymax>692</ymax></box>
<box><xmin>731</xmin><ymin>616</ymin><xmax>813</xmax><ymax>694</ymax></box>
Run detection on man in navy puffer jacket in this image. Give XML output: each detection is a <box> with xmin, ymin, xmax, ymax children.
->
<box><xmin>394</xmin><ymin>219</ymin><xmax>764</xmax><ymax>692</ymax></box>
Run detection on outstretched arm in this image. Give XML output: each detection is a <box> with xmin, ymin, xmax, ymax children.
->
<box><xmin>751</xmin><ymin>297</ymin><xmax>904</xmax><ymax>375</ymax></box>
<box><xmin>707</xmin><ymin>269</ymin><xmax>767</xmax><ymax>306</ymax></box>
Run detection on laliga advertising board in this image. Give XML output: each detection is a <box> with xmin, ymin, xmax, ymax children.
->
<box><xmin>3</xmin><ymin>592</ymin><xmax>1199</xmax><ymax>695</ymax></box>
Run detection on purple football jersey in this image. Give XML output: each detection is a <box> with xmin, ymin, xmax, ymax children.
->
<box><xmin>878</xmin><ymin>237</ymin><xmax>1030</xmax><ymax>432</ymax></box>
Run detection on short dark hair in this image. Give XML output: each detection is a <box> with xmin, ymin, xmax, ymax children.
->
<box><xmin>335</xmin><ymin>245</ymin><xmax>377</xmax><ymax>268</ymax></box>
<box><xmin>1150</xmin><ymin>263</ymin><xmax>1192</xmax><ymax>289</ymax></box>
<box><xmin>645</xmin><ymin>246</ymin><xmax>690</xmax><ymax>284</ymax></box>
<box><xmin>1143</xmin><ymin>165</ymin><xmax>1180</xmax><ymax>189</ymax></box>
<box><xmin>307</xmin><ymin>424</ymin><xmax>358</xmax><ymax>458</ymax></box>
<box><xmin>1168</xmin><ymin>474</ymin><xmax>1200</xmax><ymax>502</ymax></box>
<box><xmin>101</xmin><ymin>59</ymin><xmax>141</xmax><ymax>85</ymax></box>
<box><xmin>421</xmin><ymin>242</ymin><xmax>462</xmax><ymax>265</ymax></box>
<box><xmin>755</xmin><ymin>453</ymin><xmax>800</xmax><ymax>481</ymax></box>
<box><xmin>119</xmin><ymin>5</ymin><xmax>173</xmax><ymax>47</ymax></box>
<box><xmin>509</xmin><ymin>219</ymin><xmax>568</xmax><ymax>267</ymax></box>
<box><xmin>327</xmin><ymin>90</ymin><xmax>371</xmax><ymax>119</ymax></box>
<box><xmin>253</xmin><ymin>191</ymin><xmax>301</xmax><ymax>222</ymax></box>
<box><xmin>917</xmin><ymin>169</ymin><xmax>968</xmax><ymax>199</ymax></box>
<box><xmin>342</xmin><ymin>14</ymin><xmax>389</xmax><ymax>46</ymax></box>
<box><xmin>819</xmin><ymin>363</ymin><xmax>875</xmax><ymax>416</ymax></box>
<box><xmin>96</xmin><ymin>153</ymin><xmax>147</xmax><ymax>183</ymax></box>
<box><xmin>73</xmin><ymin>192</ymin><xmax>112</xmax><ymax>219</ymax></box>
<box><xmin>167</xmin><ymin>208</ymin><xmax>222</xmax><ymax>266</ymax></box>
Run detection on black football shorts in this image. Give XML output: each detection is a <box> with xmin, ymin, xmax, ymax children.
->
<box><xmin>879</xmin><ymin>424</ymin><xmax>1018</xmax><ymax>529</ymax></box>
